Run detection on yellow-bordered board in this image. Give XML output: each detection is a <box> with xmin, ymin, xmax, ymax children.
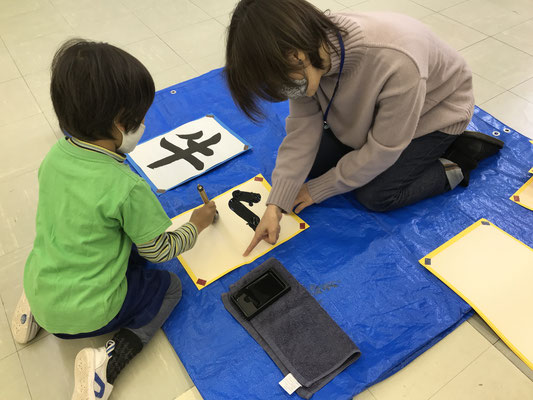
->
<box><xmin>420</xmin><ymin>219</ymin><xmax>533</xmax><ymax>369</ymax></box>
<box><xmin>169</xmin><ymin>175</ymin><xmax>309</xmax><ymax>289</ymax></box>
<box><xmin>510</xmin><ymin>176</ymin><xmax>533</xmax><ymax>211</ymax></box>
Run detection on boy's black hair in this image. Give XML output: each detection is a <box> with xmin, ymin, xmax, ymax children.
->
<box><xmin>225</xmin><ymin>0</ymin><xmax>345</xmax><ymax>121</ymax></box>
<box><xmin>50</xmin><ymin>39</ymin><xmax>155</xmax><ymax>141</ymax></box>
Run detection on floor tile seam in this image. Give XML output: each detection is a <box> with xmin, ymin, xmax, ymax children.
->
<box><xmin>438</xmin><ymin>10</ymin><xmax>526</xmax><ymax>39</ymax></box>
<box><xmin>0</xmin><ymin>74</ymin><xmax>26</xmax><ymax>86</ymax></box>
<box><xmin>15</xmin><ymin>331</ymin><xmax>52</xmax><ymax>354</ymax></box>
<box><xmin>364</xmin><ymin>386</ymin><xmax>379</xmax><ymax>399</ymax></box>
<box><xmin>0</xmin><ymin>35</ymin><xmax>24</xmax><ymax>83</ymax></box>
<box><xmin>188</xmin><ymin>0</ymin><xmax>237</xmax><ymax>19</ymax></box>
<box><xmin>0</xmin><ymin>35</ymin><xmax>43</xmax><ymax>128</ymax></box>
<box><xmin>0</xmin><ymin>241</ymin><xmax>32</xmax><ymax>260</ymax></box>
<box><xmin>0</xmin><ymin>298</ymin><xmax>17</xmax><ymax>363</ymax></box>
<box><xmin>419</xmin><ymin>12</ymin><xmax>491</xmax><ymax>49</ymax></box>
<box><xmin>506</xmin><ymin>87</ymin><xmax>533</xmax><ymax>105</ymax></box>
<box><xmin>0</xmin><ymin>15</ymin><xmax>177</xmax><ymax>129</ymax></box>
<box><xmin>0</xmin><ymin>0</ymin><xmax>58</xmax><ymax>27</ymax></box>
<box><xmin>48</xmin><ymin>0</ymin><xmax>142</xmax><ymax>33</ymax></box>
<box><xmin>466</xmin><ymin>317</ymin><xmax>498</xmax><ymax>344</ymax></box>
<box><xmin>426</xmin><ymin>344</ymin><xmax>495</xmax><ymax>400</ymax></box>
<box><xmin>132</xmin><ymin>3</ymin><xmax>213</xmax><ymax>36</ymax></box>
<box><xmin>0</xmin><ymin>33</ymin><xmax>25</xmax><ymax>85</ymax></box>
<box><xmin>149</xmin><ymin>28</ymin><xmax>203</xmax><ymax>77</ymax></box>
<box><xmin>0</xmin><ymin>111</ymin><xmax>43</xmax><ymax>129</ymax></box>
<box><xmin>455</xmin><ymin>36</ymin><xmax>489</xmax><ymax>52</ymax></box>
<box><xmin>0</xmin><ymin>348</ymin><xmax>16</xmax><ymax>363</ymax></box>
<box><xmin>478</xmin><ymin>90</ymin><xmax>513</xmax><ymax>107</ymax></box>
<box><xmin>15</xmin><ymin>344</ymin><xmax>34</xmax><ymax>399</ymax></box>
<box><xmin>157</xmin><ymin>17</ymin><xmax>226</xmax><ymax>74</ymax></box>
<box><xmin>0</xmin><ymin>7</ymin><xmax>73</xmax><ymax>49</ymax></box>
<box><xmin>158</xmin><ymin>15</ymin><xmax>225</xmax><ymax>39</ymax></box>
<box><xmin>48</xmin><ymin>0</ymin><xmax>163</xmax><ymax>49</ymax></box>
<box><xmin>0</xmin><ymin>165</ymin><xmax>42</xmax><ymax>186</ymax></box>
<box><xmin>493</xmin><ymin>339</ymin><xmax>533</xmax><ymax>382</ymax></box>
<box><xmin>124</xmin><ymin>35</ymin><xmax>189</xmax><ymax>70</ymax></box>
<box><xmin>337</xmin><ymin>0</ymin><xmax>366</xmax><ymax>8</ymax></box>
<box><xmin>19</xmin><ymin>73</ymin><xmax>50</xmax><ymax>116</ymax></box>
<box><xmin>424</xmin><ymin>0</ymin><xmax>470</xmax><ymax>14</ymax></box>
<box><xmin>348</xmin><ymin>0</ymin><xmax>436</xmax><ymax>15</ymax></box>
<box><xmin>489</xmin><ymin>35</ymin><xmax>533</xmax><ymax>59</ymax></box>
<box><xmin>332</xmin><ymin>0</ymin><xmax>352</xmax><ymax>12</ymax></box>
<box><xmin>455</xmin><ymin>35</ymin><xmax>491</xmax><ymax>53</ymax></box>
<box><xmin>459</xmin><ymin>38</ymin><xmax>533</xmax><ymax>90</ymax></box>
<box><xmin>366</xmin><ymin>330</ymin><xmax>493</xmax><ymax>400</ymax></box>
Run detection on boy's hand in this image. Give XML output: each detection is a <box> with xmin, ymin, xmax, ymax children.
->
<box><xmin>190</xmin><ymin>201</ymin><xmax>217</xmax><ymax>233</ymax></box>
<box><xmin>243</xmin><ymin>204</ymin><xmax>282</xmax><ymax>256</ymax></box>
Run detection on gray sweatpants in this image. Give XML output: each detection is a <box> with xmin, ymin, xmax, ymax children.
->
<box><xmin>128</xmin><ymin>272</ymin><xmax>182</xmax><ymax>345</ymax></box>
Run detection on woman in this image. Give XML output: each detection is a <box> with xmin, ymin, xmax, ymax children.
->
<box><xmin>225</xmin><ymin>0</ymin><xmax>503</xmax><ymax>255</ymax></box>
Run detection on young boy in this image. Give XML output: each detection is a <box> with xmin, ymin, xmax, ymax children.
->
<box><xmin>10</xmin><ymin>39</ymin><xmax>216</xmax><ymax>400</ymax></box>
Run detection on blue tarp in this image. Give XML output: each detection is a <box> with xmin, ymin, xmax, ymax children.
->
<box><xmin>135</xmin><ymin>69</ymin><xmax>533</xmax><ymax>399</ymax></box>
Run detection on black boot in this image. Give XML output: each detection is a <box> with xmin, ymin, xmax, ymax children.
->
<box><xmin>106</xmin><ymin>328</ymin><xmax>143</xmax><ymax>385</ymax></box>
<box><xmin>445</xmin><ymin>131</ymin><xmax>504</xmax><ymax>162</ymax></box>
<box><xmin>443</xmin><ymin>131</ymin><xmax>504</xmax><ymax>187</ymax></box>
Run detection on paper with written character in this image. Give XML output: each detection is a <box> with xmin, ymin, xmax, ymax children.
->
<box><xmin>168</xmin><ymin>175</ymin><xmax>309</xmax><ymax>290</ymax></box>
<box><xmin>127</xmin><ymin>115</ymin><xmax>250</xmax><ymax>194</ymax></box>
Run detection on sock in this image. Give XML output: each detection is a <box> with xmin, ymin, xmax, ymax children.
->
<box><xmin>106</xmin><ymin>328</ymin><xmax>143</xmax><ymax>385</ymax></box>
<box><xmin>439</xmin><ymin>158</ymin><xmax>464</xmax><ymax>189</ymax></box>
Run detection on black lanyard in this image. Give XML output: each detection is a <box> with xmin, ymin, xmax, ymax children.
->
<box><xmin>323</xmin><ymin>33</ymin><xmax>345</xmax><ymax>130</ymax></box>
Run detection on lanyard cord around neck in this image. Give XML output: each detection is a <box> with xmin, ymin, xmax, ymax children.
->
<box><xmin>323</xmin><ymin>32</ymin><xmax>345</xmax><ymax>130</ymax></box>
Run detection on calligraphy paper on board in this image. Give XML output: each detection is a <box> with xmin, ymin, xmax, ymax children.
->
<box><xmin>127</xmin><ymin>115</ymin><xmax>250</xmax><ymax>194</ymax></box>
<box><xmin>168</xmin><ymin>175</ymin><xmax>309</xmax><ymax>290</ymax></box>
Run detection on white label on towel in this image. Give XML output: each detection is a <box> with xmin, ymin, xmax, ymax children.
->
<box><xmin>279</xmin><ymin>373</ymin><xmax>302</xmax><ymax>395</ymax></box>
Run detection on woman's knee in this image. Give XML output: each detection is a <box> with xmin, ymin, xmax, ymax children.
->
<box><xmin>355</xmin><ymin>187</ymin><xmax>398</xmax><ymax>212</ymax></box>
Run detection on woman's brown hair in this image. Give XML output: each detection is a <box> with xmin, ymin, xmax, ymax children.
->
<box><xmin>225</xmin><ymin>0</ymin><xmax>345</xmax><ymax>121</ymax></box>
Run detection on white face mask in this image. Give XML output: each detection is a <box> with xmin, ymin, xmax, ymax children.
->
<box><xmin>116</xmin><ymin>122</ymin><xmax>145</xmax><ymax>154</ymax></box>
<box><xmin>280</xmin><ymin>78</ymin><xmax>308</xmax><ymax>100</ymax></box>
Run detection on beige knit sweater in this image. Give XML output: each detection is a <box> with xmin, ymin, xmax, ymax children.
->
<box><xmin>267</xmin><ymin>12</ymin><xmax>474</xmax><ymax>212</ymax></box>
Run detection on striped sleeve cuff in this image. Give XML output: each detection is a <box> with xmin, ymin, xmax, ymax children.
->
<box><xmin>175</xmin><ymin>222</ymin><xmax>198</xmax><ymax>253</ymax></box>
<box><xmin>137</xmin><ymin>222</ymin><xmax>198</xmax><ymax>263</ymax></box>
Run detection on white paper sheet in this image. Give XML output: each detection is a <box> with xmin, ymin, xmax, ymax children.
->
<box><xmin>128</xmin><ymin>116</ymin><xmax>248</xmax><ymax>192</ymax></box>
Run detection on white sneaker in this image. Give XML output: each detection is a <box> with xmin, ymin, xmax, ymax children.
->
<box><xmin>11</xmin><ymin>291</ymin><xmax>41</xmax><ymax>344</ymax></box>
<box><xmin>72</xmin><ymin>341</ymin><xmax>115</xmax><ymax>400</ymax></box>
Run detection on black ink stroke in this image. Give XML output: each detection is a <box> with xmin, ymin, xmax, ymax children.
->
<box><xmin>147</xmin><ymin>131</ymin><xmax>222</xmax><ymax>170</ymax></box>
<box><xmin>228</xmin><ymin>190</ymin><xmax>261</xmax><ymax>231</ymax></box>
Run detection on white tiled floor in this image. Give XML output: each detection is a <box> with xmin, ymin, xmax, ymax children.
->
<box><xmin>0</xmin><ymin>0</ymin><xmax>532</xmax><ymax>399</ymax></box>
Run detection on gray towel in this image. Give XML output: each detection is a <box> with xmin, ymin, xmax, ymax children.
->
<box><xmin>221</xmin><ymin>258</ymin><xmax>361</xmax><ymax>399</ymax></box>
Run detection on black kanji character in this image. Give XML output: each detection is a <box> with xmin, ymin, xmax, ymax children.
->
<box><xmin>147</xmin><ymin>130</ymin><xmax>222</xmax><ymax>170</ymax></box>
